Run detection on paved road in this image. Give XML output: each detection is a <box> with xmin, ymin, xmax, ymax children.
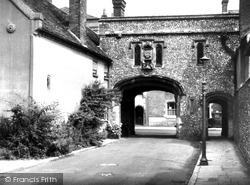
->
<box><xmin>13</xmin><ymin>137</ymin><xmax>200</xmax><ymax>185</ymax></box>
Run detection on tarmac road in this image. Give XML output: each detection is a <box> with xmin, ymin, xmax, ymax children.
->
<box><xmin>12</xmin><ymin>136</ymin><xmax>200</xmax><ymax>185</ymax></box>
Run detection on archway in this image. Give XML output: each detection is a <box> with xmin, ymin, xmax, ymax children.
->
<box><xmin>114</xmin><ymin>75</ymin><xmax>184</xmax><ymax>137</ymax></box>
<box><xmin>135</xmin><ymin>105</ymin><xmax>144</xmax><ymax>125</ymax></box>
<box><xmin>206</xmin><ymin>92</ymin><xmax>233</xmax><ymax>138</ymax></box>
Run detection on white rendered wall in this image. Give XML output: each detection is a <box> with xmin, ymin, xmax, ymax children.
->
<box><xmin>32</xmin><ymin>36</ymin><xmax>94</xmax><ymax>118</ymax></box>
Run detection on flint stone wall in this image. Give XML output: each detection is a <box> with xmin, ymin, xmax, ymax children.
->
<box><xmin>99</xmin><ymin>14</ymin><xmax>239</xmax><ymax>140</ymax></box>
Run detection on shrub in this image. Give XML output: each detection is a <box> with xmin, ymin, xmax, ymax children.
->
<box><xmin>0</xmin><ymin>97</ymin><xmax>71</xmax><ymax>159</ymax></box>
<box><xmin>68</xmin><ymin>81</ymin><xmax>121</xmax><ymax>147</ymax></box>
<box><xmin>68</xmin><ymin>109</ymin><xmax>104</xmax><ymax>147</ymax></box>
<box><xmin>179</xmin><ymin>112</ymin><xmax>202</xmax><ymax>141</ymax></box>
<box><xmin>0</xmin><ymin>148</ymin><xmax>15</xmax><ymax>160</ymax></box>
<box><xmin>106</xmin><ymin>123</ymin><xmax>121</xmax><ymax>139</ymax></box>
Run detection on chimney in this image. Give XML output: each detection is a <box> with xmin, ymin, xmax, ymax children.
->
<box><xmin>222</xmin><ymin>0</ymin><xmax>229</xmax><ymax>13</ymax></box>
<box><xmin>102</xmin><ymin>9</ymin><xmax>108</xmax><ymax>18</ymax></box>
<box><xmin>69</xmin><ymin>0</ymin><xmax>87</xmax><ymax>45</ymax></box>
<box><xmin>112</xmin><ymin>0</ymin><xmax>126</xmax><ymax>17</ymax></box>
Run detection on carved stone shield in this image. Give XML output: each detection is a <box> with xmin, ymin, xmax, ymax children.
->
<box><xmin>143</xmin><ymin>49</ymin><xmax>153</xmax><ymax>60</ymax></box>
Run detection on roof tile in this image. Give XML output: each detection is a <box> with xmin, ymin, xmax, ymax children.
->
<box><xmin>21</xmin><ymin>0</ymin><xmax>111</xmax><ymax>61</ymax></box>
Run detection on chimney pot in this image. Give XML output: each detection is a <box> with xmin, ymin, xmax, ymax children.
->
<box><xmin>222</xmin><ymin>0</ymin><xmax>229</xmax><ymax>13</ymax></box>
<box><xmin>112</xmin><ymin>0</ymin><xmax>126</xmax><ymax>17</ymax></box>
<box><xmin>102</xmin><ymin>9</ymin><xmax>108</xmax><ymax>18</ymax></box>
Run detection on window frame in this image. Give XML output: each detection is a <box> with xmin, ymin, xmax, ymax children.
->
<box><xmin>104</xmin><ymin>64</ymin><xmax>109</xmax><ymax>81</ymax></box>
<box><xmin>167</xmin><ymin>102</ymin><xmax>177</xmax><ymax>116</ymax></box>
<box><xmin>134</xmin><ymin>44</ymin><xmax>141</xmax><ymax>66</ymax></box>
<box><xmin>196</xmin><ymin>42</ymin><xmax>205</xmax><ymax>66</ymax></box>
<box><xmin>93</xmin><ymin>59</ymin><xmax>98</xmax><ymax>78</ymax></box>
<box><xmin>155</xmin><ymin>43</ymin><xmax>163</xmax><ymax>67</ymax></box>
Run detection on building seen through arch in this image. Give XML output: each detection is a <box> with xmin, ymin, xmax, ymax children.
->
<box><xmin>135</xmin><ymin>91</ymin><xmax>176</xmax><ymax>127</ymax></box>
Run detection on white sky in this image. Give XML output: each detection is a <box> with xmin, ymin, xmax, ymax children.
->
<box><xmin>52</xmin><ymin>0</ymin><xmax>239</xmax><ymax>18</ymax></box>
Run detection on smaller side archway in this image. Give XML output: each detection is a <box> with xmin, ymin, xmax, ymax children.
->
<box><xmin>206</xmin><ymin>91</ymin><xmax>234</xmax><ymax>138</ymax></box>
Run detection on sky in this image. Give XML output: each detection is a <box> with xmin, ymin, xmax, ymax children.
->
<box><xmin>52</xmin><ymin>0</ymin><xmax>239</xmax><ymax>18</ymax></box>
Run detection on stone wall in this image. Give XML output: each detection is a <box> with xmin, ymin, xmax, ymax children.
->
<box><xmin>147</xmin><ymin>91</ymin><xmax>166</xmax><ymax>117</ymax></box>
<box><xmin>99</xmin><ymin>14</ymin><xmax>239</xmax><ymax>139</ymax></box>
<box><xmin>234</xmin><ymin>78</ymin><xmax>250</xmax><ymax>166</ymax></box>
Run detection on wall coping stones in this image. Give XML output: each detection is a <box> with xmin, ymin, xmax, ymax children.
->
<box><xmin>101</xmin><ymin>30</ymin><xmax>239</xmax><ymax>36</ymax></box>
<box><xmin>99</xmin><ymin>13</ymin><xmax>239</xmax><ymax>22</ymax></box>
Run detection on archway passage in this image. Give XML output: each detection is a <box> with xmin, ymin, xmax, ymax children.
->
<box><xmin>114</xmin><ymin>75</ymin><xmax>184</xmax><ymax>137</ymax></box>
<box><xmin>206</xmin><ymin>92</ymin><xmax>233</xmax><ymax>138</ymax></box>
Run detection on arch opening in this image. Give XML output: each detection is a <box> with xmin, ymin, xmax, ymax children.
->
<box><xmin>114</xmin><ymin>75</ymin><xmax>184</xmax><ymax>137</ymax></box>
<box><xmin>206</xmin><ymin>92</ymin><xmax>233</xmax><ymax>139</ymax></box>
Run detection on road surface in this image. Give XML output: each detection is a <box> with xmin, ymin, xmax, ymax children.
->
<box><xmin>12</xmin><ymin>137</ymin><xmax>200</xmax><ymax>185</ymax></box>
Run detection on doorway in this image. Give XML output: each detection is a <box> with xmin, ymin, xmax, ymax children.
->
<box><xmin>135</xmin><ymin>105</ymin><xmax>144</xmax><ymax>125</ymax></box>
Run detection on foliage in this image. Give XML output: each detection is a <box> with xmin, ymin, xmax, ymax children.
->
<box><xmin>0</xmin><ymin>97</ymin><xmax>71</xmax><ymax>159</ymax></box>
<box><xmin>179</xmin><ymin>112</ymin><xmax>202</xmax><ymax>141</ymax></box>
<box><xmin>0</xmin><ymin>148</ymin><xmax>14</xmax><ymax>160</ymax></box>
<box><xmin>80</xmin><ymin>81</ymin><xmax>121</xmax><ymax>119</ymax></box>
<box><xmin>106</xmin><ymin>122</ymin><xmax>121</xmax><ymax>139</ymax></box>
<box><xmin>68</xmin><ymin>81</ymin><xmax>121</xmax><ymax>147</ymax></box>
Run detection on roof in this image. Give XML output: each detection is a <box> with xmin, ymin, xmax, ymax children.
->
<box><xmin>19</xmin><ymin>0</ymin><xmax>111</xmax><ymax>62</ymax></box>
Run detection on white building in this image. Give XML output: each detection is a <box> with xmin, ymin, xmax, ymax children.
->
<box><xmin>0</xmin><ymin>0</ymin><xmax>112</xmax><ymax>118</ymax></box>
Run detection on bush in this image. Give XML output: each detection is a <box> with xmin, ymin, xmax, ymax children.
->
<box><xmin>106</xmin><ymin>123</ymin><xmax>121</xmax><ymax>139</ymax></box>
<box><xmin>68</xmin><ymin>103</ymin><xmax>106</xmax><ymax>147</ymax></box>
<box><xmin>68</xmin><ymin>81</ymin><xmax>121</xmax><ymax>147</ymax></box>
<box><xmin>0</xmin><ymin>97</ymin><xmax>71</xmax><ymax>159</ymax></box>
<box><xmin>0</xmin><ymin>148</ymin><xmax>15</xmax><ymax>160</ymax></box>
<box><xmin>179</xmin><ymin>113</ymin><xmax>202</xmax><ymax>141</ymax></box>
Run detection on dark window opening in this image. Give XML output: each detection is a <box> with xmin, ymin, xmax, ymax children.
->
<box><xmin>197</xmin><ymin>42</ymin><xmax>204</xmax><ymax>65</ymax></box>
<box><xmin>190</xmin><ymin>98</ymin><xmax>195</xmax><ymax>114</ymax></box>
<box><xmin>156</xmin><ymin>44</ymin><xmax>163</xmax><ymax>66</ymax></box>
<box><xmin>135</xmin><ymin>44</ymin><xmax>141</xmax><ymax>66</ymax></box>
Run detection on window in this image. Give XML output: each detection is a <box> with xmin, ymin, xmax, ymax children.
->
<box><xmin>131</xmin><ymin>40</ymin><xmax>165</xmax><ymax>68</ymax></box>
<box><xmin>47</xmin><ymin>75</ymin><xmax>51</xmax><ymax>90</ymax></box>
<box><xmin>197</xmin><ymin>42</ymin><xmax>204</xmax><ymax>65</ymax></box>
<box><xmin>190</xmin><ymin>98</ymin><xmax>195</xmax><ymax>114</ymax></box>
<box><xmin>93</xmin><ymin>60</ymin><xmax>98</xmax><ymax>77</ymax></box>
<box><xmin>156</xmin><ymin>44</ymin><xmax>163</xmax><ymax>66</ymax></box>
<box><xmin>104</xmin><ymin>64</ymin><xmax>109</xmax><ymax>81</ymax></box>
<box><xmin>167</xmin><ymin>102</ymin><xmax>176</xmax><ymax>115</ymax></box>
<box><xmin>134</xmin><ymin>44</ymin><xmax>141</xmax><ymax>66</ymax></box>
<box><xmin>187</xmin><ymin>98</ymin><xmax>196</xmax><ymax>115</ymax></box>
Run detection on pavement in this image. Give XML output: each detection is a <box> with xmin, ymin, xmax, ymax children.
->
<box><xmin>1</xmin><ymin>137</ymin><xmax>250</xmax><ymax>185</ymax></box>
<box><xmin>0</xmin><ymin>139</ymin><xmax>120</xmax><ymax>173</ymax></box>
<box><xmin>188</xmin><ymin>137</ymin><xmax>250</xmax><ymax>185</ymax></box>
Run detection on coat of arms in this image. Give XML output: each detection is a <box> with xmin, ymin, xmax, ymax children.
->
<box><xmin>141</xmin><ymin>42</ymin><xmax>154</xmax><ymax>70</ymax></box>
<box><xmin>143</xmin><ymin>50</ymin><xmax>152</xmax><ymax>59</ymax></box>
